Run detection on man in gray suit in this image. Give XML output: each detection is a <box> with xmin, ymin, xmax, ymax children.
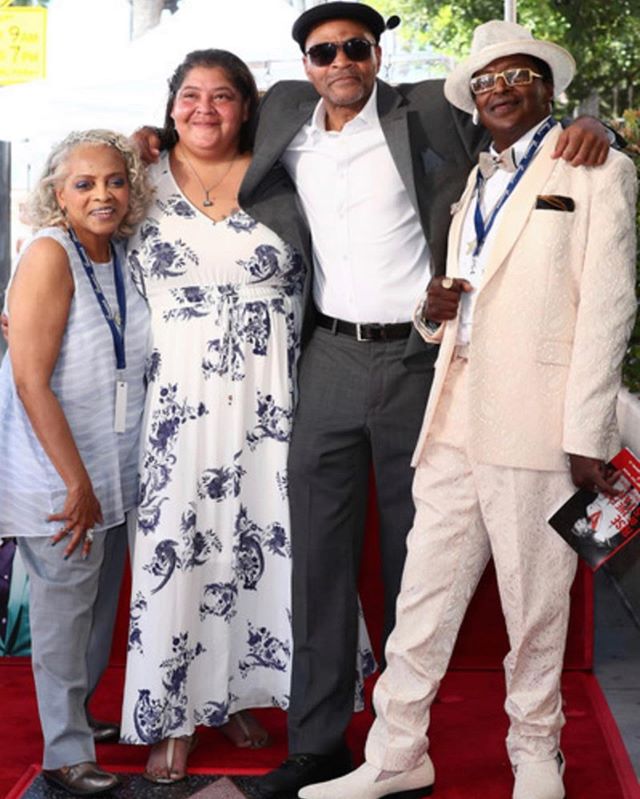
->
<box><xmin>238</xmin><ymin>3</ymin><xmax>612</xmax><ymax>797</ymax></box>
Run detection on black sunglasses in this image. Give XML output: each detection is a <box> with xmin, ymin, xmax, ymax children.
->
<box><xmin>305</xmin><ymin>37</ymin><xmax>376</xmax><ymax>67</ymax></box>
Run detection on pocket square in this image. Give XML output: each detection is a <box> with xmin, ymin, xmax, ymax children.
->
<box><xmin>535</xmin><ymin>195</ymin><xmax>575</xmax><ymax>212</ymax></box>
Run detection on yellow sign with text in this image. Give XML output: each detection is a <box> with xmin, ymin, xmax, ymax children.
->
<box><xmin>0</xmin><ymin>7</ymin><xmax>47</xmax><ymax>85</ymax></box>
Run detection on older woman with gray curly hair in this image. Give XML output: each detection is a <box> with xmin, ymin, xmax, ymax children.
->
<box><xmin>0</xmin><ymin>129</ymin><xmax>152</xmax><ymax>795</ymax></box>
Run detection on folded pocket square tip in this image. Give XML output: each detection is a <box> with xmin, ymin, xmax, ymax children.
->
<box><xmin>535</xmin><ymin>194</ymin><xmax>575</xmax><ymax>212</ymax></box>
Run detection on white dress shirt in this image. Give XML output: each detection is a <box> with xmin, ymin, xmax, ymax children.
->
<box><xmin>282</xmin><ymin>86</ymin><xmax>431</xmax><ymax>324</ymax></box>
<box><xmin>457</xmin><ymin>117</ymin><xmax>555</xmax><ymax>345</ymax></box>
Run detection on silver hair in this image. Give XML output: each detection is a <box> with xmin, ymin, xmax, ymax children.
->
<box><xmin>24</xmin><ymin>129</ymin><xmax>153</xmax><ymax>237</ymax></box>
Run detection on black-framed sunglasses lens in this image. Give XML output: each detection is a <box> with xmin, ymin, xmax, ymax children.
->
<box><xmin>470</xmin><ymin>68</ymin><xmax>543</xmax><ymax>95</ymax></box>
<box><xmin>306</xmin><ymin>37</ymin><xmax>374</xmax><ymax>67</ymax></box>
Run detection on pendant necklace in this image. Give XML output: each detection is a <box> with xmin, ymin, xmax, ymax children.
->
<box><xmin>180</xmin><ymin>147</ymin><xmax>237</xmax><ymax>208</ymax></box>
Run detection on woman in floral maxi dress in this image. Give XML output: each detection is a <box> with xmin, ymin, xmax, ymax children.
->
<box><xmin>120</xmin><ymin>49</ymin><xmax>373</xmax><ymax>782</ymax></box>
<box><xmin>120</xmin><ymin>48</ymin><xmax>302</xmax><ymax>780</ymax></box>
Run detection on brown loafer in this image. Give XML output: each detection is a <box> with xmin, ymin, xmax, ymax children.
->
<box><xmin>42</xmin><ymin>762</ymin><xmax>119</xmax><ymax>795</ymax></box>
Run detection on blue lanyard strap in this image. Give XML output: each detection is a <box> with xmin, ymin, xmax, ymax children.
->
<box><xmin>67</xmin><ymin>226</ymin><xmax>127</xmax><ymax>370</ymax></box>
<box><xmin>473</xmin><ymin>116</ymin><xmax>555</xmax><ymax>257</ymax></box>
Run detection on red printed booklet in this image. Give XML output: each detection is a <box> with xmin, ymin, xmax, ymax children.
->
<box><xmin>548</xmin><ymin>448</ymin><xmax>640</xmax><ymax>571</ymax></box>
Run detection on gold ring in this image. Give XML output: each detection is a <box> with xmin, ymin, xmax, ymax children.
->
<box><xmin>441</xmin><ymin>277</ymin><xmax>454</xmax><ymax>290</ymax></box>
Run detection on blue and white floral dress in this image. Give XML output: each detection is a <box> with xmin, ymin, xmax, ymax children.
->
<box><xmin>120</xmin><ymin>155</ymin><xmax>306</xmax><ymax>743</ymax></box>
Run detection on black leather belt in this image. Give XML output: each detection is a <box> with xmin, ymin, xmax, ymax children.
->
<box><xmin>316</xmin><ymin>312</ymin><xmax>412</xmax><ymax>342</ymax></box>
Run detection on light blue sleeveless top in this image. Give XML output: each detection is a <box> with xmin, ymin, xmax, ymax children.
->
<box><xmin>0</xmin><ymin>227</ymin><xmax>150</xmax><ymax>537</ymax></box>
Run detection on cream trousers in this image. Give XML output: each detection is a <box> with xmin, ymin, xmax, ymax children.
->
<box><xmin>365</xmin><ymin>356</ymin><xmax>578</xmax><ymax>770</ymax></box>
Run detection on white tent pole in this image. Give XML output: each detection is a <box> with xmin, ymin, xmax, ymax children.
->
<box><xmin>504</xmin><ymin>0</ymin><xmax>517</xmax><ymax>22</ymax></box>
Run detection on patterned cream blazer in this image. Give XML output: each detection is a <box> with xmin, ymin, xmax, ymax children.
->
<box><xmin>412</xmin><ymin>125</ymin><xmax>638</xmax><ymax>472</ymax></box>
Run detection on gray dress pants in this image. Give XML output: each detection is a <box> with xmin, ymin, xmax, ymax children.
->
<box><xmin>18</xmin><ymin>523</ymin><xmax>127</xmax><ymax>769</ymax></box>
<box><xmin>287</xmin><ymin>327</ymin><xmax>434</xmax><ymax>755</ymax></box>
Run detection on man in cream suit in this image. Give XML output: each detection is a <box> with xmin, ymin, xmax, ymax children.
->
<box><xmin>299</xmin><ymin>20</ymin><xmax>637</xmax><ymax>799</ymax></box>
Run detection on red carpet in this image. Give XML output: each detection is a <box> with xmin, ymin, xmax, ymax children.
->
<box><xmin>2</xmin><ymin>660</ymin><xmax>639</xmax><ymax>798</ymax></box>
<box><xmin>2</xmin><ymin>499</ymin><xmax>638</xmax><ymax>798</ymax></box>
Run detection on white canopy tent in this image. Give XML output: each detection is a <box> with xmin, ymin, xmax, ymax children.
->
<box><xmin>0</xmin><ymin>0</ymin><xmax>307</xmax><ymax>252</ymax></box>
<box><xmin>0</xmin><ymin>0</ymin><xmax>304</xmax><ymax>145</ymax></box>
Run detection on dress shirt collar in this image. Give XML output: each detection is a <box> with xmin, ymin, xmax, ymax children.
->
<box><xmin>309</xmin><ymin>83</ymin><xmax>379</xmax><ymax>137</ymax></box>
<box><xmin>488</xmin><ymin>115</ymin><xmax>554</xmax><ymax>167</ymax></box>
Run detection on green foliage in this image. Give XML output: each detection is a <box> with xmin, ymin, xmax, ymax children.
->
<box><xmin>371</xmin><ymin>0</ymin><xmax>640</xmax><ymax>112</ymax></box>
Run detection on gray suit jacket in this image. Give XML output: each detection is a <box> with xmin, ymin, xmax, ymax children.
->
<box><xmin>240</xmin><ymin>78</ymin><xmax>490</xmax><ymax>368</ymax></box>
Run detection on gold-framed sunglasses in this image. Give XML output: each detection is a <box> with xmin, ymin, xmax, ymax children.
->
<box><xmin>470</xmin><ymin>67</ymin><xmax>544</xmax><ymax>95</ymax></box>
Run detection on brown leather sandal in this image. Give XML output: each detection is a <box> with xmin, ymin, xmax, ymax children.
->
<box><xmin>219</xmin><ymin>711</ymin><xmax>271</xmax><ymax>749</ymax></box>
<box><xmin>142</xmin><ymin>732</ymin><xmax>198</xmax><ymax>783</ymax></box>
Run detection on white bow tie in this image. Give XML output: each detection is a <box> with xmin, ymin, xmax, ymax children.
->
<box><xmin>478</xmin><ymin>148</ymin><xmax>518</xmax><ymax>179</ymax></box>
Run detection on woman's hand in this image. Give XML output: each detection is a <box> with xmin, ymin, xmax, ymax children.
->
<box><xmin>568</xmin><ymin>454</ymin><xmax>620</xmax><ymax>496</ymax></box>
<box><xmin>424</xmin><ymin>276</ymin><xmax>473</xmax><ymax>323</ymax></box>
<box><xmin>49</xmin><ymin>480</ymin><xmax>103</xmax><ymax>559</ymax></box>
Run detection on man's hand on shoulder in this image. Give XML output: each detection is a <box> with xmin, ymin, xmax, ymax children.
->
<box><xmin>131</xmin><ymin>127</ymin><xmax>162</xmax><ymax>165</ymax></box>
<box><xmin>552</xmin><ymin>116</ymin><xmax>610</xmax><ymax>167</ymax></box>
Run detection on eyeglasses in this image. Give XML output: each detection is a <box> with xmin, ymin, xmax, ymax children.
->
<box><xmin>305</xmin><ymin>37</ymin><xmax>376</xmax><ymax>67</ymax></box>
<box><xmin>470</xmin><ymin>67</ymin><xmax>544</xmax><ymax>95</ymax></box>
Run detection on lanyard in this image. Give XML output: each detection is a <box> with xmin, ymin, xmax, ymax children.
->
<box><xmin>67</xmin><ymin>226</ymin><xmax>127</xmax><ymax>370</ymax></box>
<box><xmin>473</xmin><ymin>116</ymin><xmax>555</xmax><ymax>257</ymax></box>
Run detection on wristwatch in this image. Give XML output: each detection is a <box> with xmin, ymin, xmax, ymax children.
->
<box><xmin>423</xmin><ymin>319</ymin><xmax>441</xmax><ymax>335</ymax></box>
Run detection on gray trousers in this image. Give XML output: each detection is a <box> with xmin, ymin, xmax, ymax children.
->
<box><xmin>18</xmin><ymin>523</ymin><xmax>127</xmax><ymax>769</ymax></box>
<box><xmin>287</xmin><ymin>327</ymin><xmax>434</xmax><ymax>754</ymax></box>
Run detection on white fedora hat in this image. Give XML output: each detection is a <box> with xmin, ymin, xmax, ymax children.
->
<box><xmin>444</xmin><ymin>20</ymin><xmax>575</xmax><ymax>114</ymax></box>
